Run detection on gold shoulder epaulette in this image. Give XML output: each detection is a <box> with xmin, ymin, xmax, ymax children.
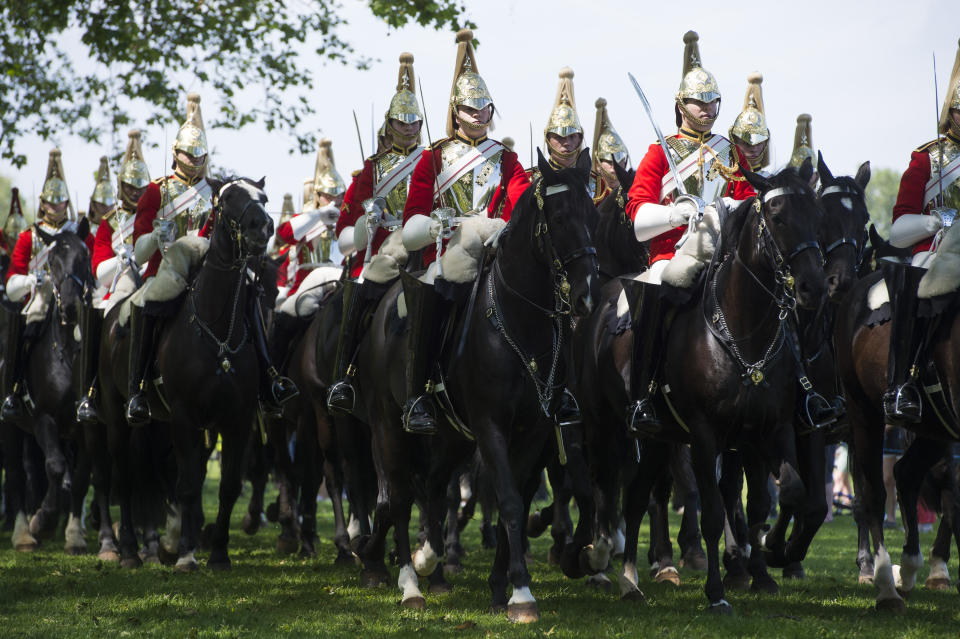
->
<box><xmin>151</xmin><ymin>176</ymin><xmax>165</xmax><ymax>186</ymax></box>
<box><xmin>429</xmin><ymin>136</ymin><xmax>452</xmax><ymax>151</ymax></box>
<box><xmin>351</xmin><ymin>169</ymin><xmax>362</xmax><ymax>178</ymax></box>
<box><xmin>915</xmin><ymin>138</ymin><xmax>942</xmax><ymax>153</ymax></box>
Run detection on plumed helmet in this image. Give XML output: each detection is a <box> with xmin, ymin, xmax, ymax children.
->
<box><xmin>90</xmin><ymin>156</ymin><xmax>117</xmax><ymax>207</ymax></box>
<box><xmin>173</xmin><ymin>93</ymin><xmax>208</xmax><ymax>158</ymax></box>
<box><xmin>119</xmin><ymin>129</ymin><xmax>150</xmax><ymax>189</ymax></box>
<box><xmin>313</xmin><ymin>139</ymin><xmax>346</xmax><ymax>198</ymax></box>
<box><xmin>676</xmin><ymin>31</ymin><xmax>720</xmax><ymax>104</ymax></box>
<box><xmin>280</xmin><ymin>192</ymin><xmax>295</xmax><ymax>226</ymax></box>
<box><xmin>788</xmin><ymin>114</ymin><xmax>815</xmax><ymax>169</ymax></box>
<box><xmin>592</xmin><ymin>97</ymin><xmax>629</xmax><ymax>168</ymax></box>
<box><xmin>939</xmin><ymin>37</ymin><xmax>960</xmax><ymax>134</ymax></box>
<box><xmin>40</xmin><ymin>148</ymin><xmax>70</xmax><ymax>205</ymax></box>
<box><xmin>446</xmin><ymin>29</ymin><xmax>495</xmax><ymax>137</ymax></box>
<box><xmin>545</xmin><ymin>67</ymin><xmax>583</xmax><ymax>140</ymax></box>
<box><xmin>387</xmin><ymin>52</ymin><xmax>423</xmax><ymax>125</ymax></box>
<box><xmin>729</xmin><ymin>72</ymin><xmax>770</xmax><ymax>167</ymax></box>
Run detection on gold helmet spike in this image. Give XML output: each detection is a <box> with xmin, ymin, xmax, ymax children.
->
<box><xmin>40</xmin><ymin>148</ymin><xmax>70</xmax><ymax>205</ymax></box>
<box><xmin>446</xmin><ymin>28</ymin><xmax>495</xmax><ymax>137</ymax></box>
<box><xmin>279</xmin><ymin>193</ymin><xmax>295</xmax><ymax>225</ymax></box>
<box><xmin>729</xmin><ymin>72</ymin><xmax>770</xmax><ymax>167</ymax></box>
<box><xmin>90</xmin><ymin>156</ymin><xmax>117</xmax><ymax>207</ymax></box>
<box><xmin>119</xmin><ymin>129</ymin><xmax>150</xmax><ymax>189</ymax></box>
<box><xmin>173</xmin><ymin>93</ymin><xmax>209</xmax><ymax>158</ymax></box>
<box><xmin>592</xmin><ymin>97</ymin><xmax>630</xmax><ymax>171</ymax></box>
<box><xmin>387</xmin><ymin>52</ymin><xmax>423</xmax><ymax>125</ymax></box>
<box><xmin>788</xmin><ymin>114</ymin><xmax>815</xmax><ymax>168</ymax></box>
<box><xmin>677</xmin><ymin>30</ymin><xmax>721</xmax><ymax>104</ymax></box>
<box><xmin>939</xmin><ymin>37</ymin><xmax>960</xmax><ymax>134</ymax></box>
<box><xmin>545</xmin><ymin>67</ymin><xmax>584</xmax><ymax>142</ymax></box>
<box><xmin>313</xmin><ymin>139</ymin><xmax>346</xmax><ymax>198</ymax></box>
<box><xmin>302</xmin><ymin>177</ymin><xmax>316</xmax><ymax>212</ymax></box>
<box><xmin>501</xmin><ymin>137</ymin><xmax>515</xmax><ymax>151</ymax></box>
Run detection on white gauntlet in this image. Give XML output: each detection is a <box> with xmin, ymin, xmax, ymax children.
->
<box><xmin>6</xmin><ymin>274</ymin><xmax>33</xmax><ymax>302</ymax></box>
<box><xmin>890</xmin><ymin>214</ymin><xmax>941</xmax><ymax>249</ymax></box>
<box><xmin>402</xmin><ymin>214</ymin><xmax>441</xmax><ymax>251</ymax></box>
<box><xmin>633</xmin><ymin>199</ymin><xmax>699</xmax><ymax>242</ymax></box>
<box><xmin>337</xmin><ymin>227</ymin><xmax>356</xmax><ymax>255</ymax></box>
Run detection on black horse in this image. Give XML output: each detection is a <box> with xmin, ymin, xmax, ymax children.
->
<box><xmin>98</xmin><ymin>177</ymin><xmax>274</xmax><ymax>570</ymax></box>
<box><xmin>355</xmin><ymin>150</ymin><xmax>600</xmax><ymax>622</ymax></box>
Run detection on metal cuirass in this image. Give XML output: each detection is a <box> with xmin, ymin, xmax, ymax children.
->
<box><xmin>665</xmin><ymin>136</ymin><xmax>732</xmax><ymax>204</ymax></box>
<box><xmin>374</xmin><ymin>150</ymin><xmax>412</xmax><ymax>216</ymax></box>
<box><xmin>440</xmin><ymin>138</ymin><xmax>503</xmax><ymax>215</ymax></box>
<box><xmin>161</xmin><ymin>176</ymin><xmax>211</xmax><ymax>237</ymax></box>
<box><xmin>928</xmin><ymin>136</ymin><xmax>960</xmax><ymax>211</ymax></box>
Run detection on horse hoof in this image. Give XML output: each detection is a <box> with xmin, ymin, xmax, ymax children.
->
<box><xmin>361</xmin><ymin>570</ymin><xmax>390</xmax><ymax>588</ymax></box>
<box><xmin>174</xmin><ymin>559</ymin><xmax>199</xmax><ymax>573</ymax></box>
<box><xmin>507</xmin><ymin>602</ymin><xmax>539</xmax><ymax>623</ymax></box>
<box><xmin>400</xmin><ymin>596</ymin><xmax>426</xmax><ymax>610</ymax></box>
<box><xmin>97</xmin><ymin>549</ymin><xmax>119</xmax><ymax>563</ymax></box>
<box><xmin>895</xmin><ymin>588</ymin><xmax>912</xmax><ymax>600</ymax></box>
<box><xmin>875</xmin><ymin>597</ymin><xmax>906</xmax><ymax>613</ymax></box>
<box><xmin>443</xmin><ymin>563</ymin><xmax>463</xmax><ymax>576</ymax></box>
<box><xmin>585</xmin><ymin>574</ymin><xmax>612</xmax><ymax>592</ymax></box>
<box><xmin>265</xmin><ymin>502</ymin><xmax>279</xmax><ymax>523</ymax></box>
<box><xmin>142</xmin><ymin>554</ymin><xmax>161</xmax><ymax>565</ymax></box>
<box><xmin>66</xmin><ymin>545</ymin><xmax>87</xmax><ymax>556</ymax></box>
<box><xmin>750</xmin><ymin>577</ymin><xmax>780</xmax><ymax>595</ymax></box>
<box><xmin>29</xmin><ymin>512</ymin><xmax>55</xmax><ymax>539</ymax></box>
<box><xmin>723</xmin><ymin>573</ymin><xmax>751</xmax><ymax>591</ymax></box>
<box><xmin>157</xmin><ymin>545</ymin><xmax>178</xmax><ymax>566</ymax></box>
<box><xmin>655</xmin><ymin>567</ymin><xmax>680</xmax><ymax>586</ymax></box>
<box><xmin>547</xmin><ymin>545</ymin><xmax>561</xmax><ymax>566</ymax></box>
<box><xmin>925</xmin><ymin>576</ymin><xmax>951</xmax><ymax>590</ymax></box>
<box><xmin>120</xmin><ymin>556</ymin><xmax>143</xmax><ymax>569</ymax></box>
<box><xmin>333</xmin><ymin>550</ymin><xmax>355</xmax><ymax>565</ymax></box>
<box><xmin>783</xmin><ymin>563</ymin><xmax>806</xmax><ymax>580</ymax></box>
<box><xmin>15</xmin><ymin>541</ymin><xmax>38</xmax><ymax>553</ymax></box>
<box><xmin>680</xmin><ymin>551</ymin><xmax>708</xmax><ymax>572</ymax></box>
<box><xmin>276</xmin><ymin>535</ymin><xmax>299</xmax><ymax>555</ymax></box>
<box><xmin>208</xmin><ymin>560</ymin><xmax>232</xmax><ymax>571</ymax></box>
<box><xmin>428</xmin><ymin>582</ymin><xmax>452</xmax><ymax>594</ymax></box>
<box><xmin>527</xmin><ymin>511</ymin><xmax>548</xmax><ymax>538</ymax></box>
<box><xmin>241</xmin><ymin>513</ymin><xmax>261</xmax><ymax>536</ymax></box>
<box><xmin>708</xmin><ymin>600</ymin><xmax>733</xmax><ymax>615</ymax></box>
<box><xmin>858</xmin><ymin>574</ymin><xmax>874</xmax><ymax>586</ymax></box>
<box><xmin>621</xmin><ymin>589</ymin><xmax>647</xmax><ymax>603</ymax></box>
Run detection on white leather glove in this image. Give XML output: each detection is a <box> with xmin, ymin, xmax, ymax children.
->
<box><xmin>352</xmin><ymin>218</ymin><xmax>368</xmax><ymax>251</ymax></box>
<box><xmin>890</xmin><ymin>213</ymin><xmax>941</xmax><ymax>249</ymax></box>
<box><xmin>668</xmin><ymin>199</ymin><xmax>699</xmax><ymax>227</ymax></box>
<box><xmin>96</xmin><ymin>257</ymin><xmax>119</xmax><ymax>287</ymax></box>
<box><xmin>337</xmin><ymin>227</ymin><xmax>356</xmax><ymax>256</ymax></box>
<box><xmin>317</xmin><ymin>203</ymin><xmax>340</xmax><ymax>226</ymax></box>
<box><xmin>402</xmin><ymin>214</ymin><xmax>441</xmax><ymax>251</ymax></box>
<box><xmin>134</xmin><ymin>232</ymin><xmax>160</xmax><ymax>264</ymax></box>
<box><xmin>634</xmin><ymin>200</ymin><xmax>699</xmax><ymax>242</ymax></box>
<box><xmin>6</xmin><ymin>274</ymin><xmax>33</xmax><ymax>303</ymax></box>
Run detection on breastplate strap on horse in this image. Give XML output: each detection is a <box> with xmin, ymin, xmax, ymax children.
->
<box><xmin>436</xmin><ymin>139</ymin><xmax>504</xmax><ymax>215</ymax></box>
<box><xmin>925</xmin><ymin>139</ymin><xmax>960</xmax><ymax>210</ymax></box>
<box><xmin>659</xmin><ymin>135</ymin><xmax>731</xmax><ymax>203</ymax></box>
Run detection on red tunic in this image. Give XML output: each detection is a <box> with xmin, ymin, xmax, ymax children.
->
<box><xmin>626</xmin><ymin>140</ymin><xmax>755</xmax><ymax>264</ymax></box>
<box><xmin>91</xmin><ymin>216</ymin><xmax>121</xmax><ymax>273</ymax></box>
<box><xmin>133</xmin><ymin>177</ymin><xmax>213</xmax><ymax>279</ymax></box>
<box><xmin>402</xmin><ymin>139</ymin><xmax>529</xmax><ymax>265</ymax></box>
<box><xmin>6</xmin><ymin>228</ymin><xmax>34</xmax><ymax>281</ymax></box>
<box><xmin>338</xmin><ymin>159</ymin><xmax>390</xmax><ymax>278</ymax></box>
<box><xmin>275</xmin><ymin>217</ymin><xmax>321</xmax><ymax>295</ymax></box>
<box><xmin>892</xmin><ymin>148</ymin><xmax>935</xmax><ymax>255</ymax></box>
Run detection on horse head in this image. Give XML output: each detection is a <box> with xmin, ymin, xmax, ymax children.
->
<box><xmin>596</xmin><ymin>165</ymin><xmax>646</xmax><ymax>275</ymax></box>
<box><xmin>817</xmin><ymin>151</ymin><xmax>870</xmax><ymax>300</ymax></box>
<box><xmin>47</xmin><ymin>231</ymin><xmax>94</xmax><ymax>326</ymax></box>
<box><xmin>210</xmin><ymin>177</ymin><xmax>274</xmax><ymax>262</ymax></box>
<box><xmin>741</xmin><ymin>158</ymin><xmax>827</xmax><ymax>310</ymax></box>
<box><xmin>517</xmin><ymin>148</ymin><xmax>600</xmax><ymax>318</ymax></box>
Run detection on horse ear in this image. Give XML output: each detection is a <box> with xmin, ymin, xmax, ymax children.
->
<box><xmin>855</xmin><ymin>161</ymin><xmax>871</xmax><ymax>190</ymax></box>
<box><xmin>575</xmin><ymin>147</ymin><xmax>592</xmax><ymax>178</ymax></box>
<box><xmin>798</xmin><ymin>156</ymin><xmax>815</xmax><ymax>185</ymax></box>
<box><xmin>256</xmin><ymin>176</ymin><xmax>266</xmax><ymax>190</ymax></box>
<box><xmin>613</xmin><ymin>163</ymin><xmax>634</xmax><ymax>190</ymax></box>
<box><xmin>76</xmin><ymin>216</ymin><xmax>89</xmax><ymax>241</ymax></box>
<box><xmin>537</xmin><ymin>148</ymin><xmax>557</xmax><ymax>184</ymax></box>
<box><xmin>741</xmin><ymin>165</ymin><xmax>770</xmax><ymax>193</ymax></box>
<box><xmin>816</xmin><ymin>151</ymin><xmax>834</xmax><ymax>185</ymax></box>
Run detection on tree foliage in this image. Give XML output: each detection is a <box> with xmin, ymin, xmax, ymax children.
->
<box><xmin>864</xmin><ymin>167</ymin><xmax>901</xmax><ymax>238</ymax></box>
<box><xmin>0</xmin><ymin>1</ymin><xmax>474</xmax><ymax>167</ymax></box>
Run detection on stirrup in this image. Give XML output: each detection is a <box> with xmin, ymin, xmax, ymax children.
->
<box><xmin>0</xmin><ymin>393</ymin><xmax>25</xmax><ymax>423</ymax></box>
<box><xmin>326</xmin><ymin>379</ymin><xmax>356</xmax><ymax>416</ymax></box>
<box><xmin>557</xmin><ymin>389</ymin><xmax>582</xmax><ymax>428</ymax></box>
<box><xmin>268</xmin><ymin>367</ymin><xmax>299</xmax><ymax>405</ymax></box>
<box><xmin>76</xmin><ymin>394</ymin><xmax>100</xmax><ymax>425</ymax></box>
<box><xmin>403</xmin><ymin>395</ymin><xmax>437</xmax><ymax>435</ymax></box>
<box><xmin>125</xmin><ymin>389</ymin><xmax>151</xmax><ymax>427</ymax></box>
<box><xmin>882</xmin><ymin>383</ymin><xmax>921</xmax><ymax>424</ymax></box>
<box><xmin>625</xmin><ymin>398</ymin><xmax>660</xmax><ymax>437</ymax></box>
<box><xmin>803</xmin><ymin>392</ymin><xmax>841</xmax><ymax>432</ymax></box>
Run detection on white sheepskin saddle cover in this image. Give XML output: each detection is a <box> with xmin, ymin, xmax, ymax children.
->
<box><xmin>397</xmin><ymin>216</ymin><xmax>505</xmax><ymax>319</ymax></box>
<box><xmin>361</xmin><ymin>229</ymin><xmax>408</xmax><ymax>284</ymax></box>
<box><xmin>121</xmin><ymin>235</ymin><xmax>210</xmax><ymax>326</ymax></box>
<box><xmin>278</xmin><ymin>265</ymin><xmax>342</xmax><ymax>318</ymax></box>
<box><xmin>867</xmin><ymin>279</ymin><xmax>889</xmax><ymax>311</ymax></box>
<box><xmin>661</xmin><ymin>206</ymin><xmax>720</xmax><ymax>289</ymax></box>
<box><xmin>24</xmin><ymin>280</ymin><xmax>53</xmax><ymax>325</ymax></box>
<box><xmin>919</xmin><ymin>223</ymin><xmax>960</xmax><ymax>299</ymax></box>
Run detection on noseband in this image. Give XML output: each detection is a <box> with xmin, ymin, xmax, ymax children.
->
<box><xmin>819</xmin><ymin>184</ymin><xmax>868</xmax><ymax>272</ymax></box>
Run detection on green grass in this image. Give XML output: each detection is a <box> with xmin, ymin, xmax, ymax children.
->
<box><xmin>1</xmin><ymin>462</ymin><xmax>959</xmax><ymax>638</ymax></box>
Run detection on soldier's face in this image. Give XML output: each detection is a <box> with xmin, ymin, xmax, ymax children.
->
<box><xmin>598</xmin><ymin>159</ymin><xmax>625</xmax><ymax>186</ymax></box>
<box><xmin>682</xmin><ymin>99</ymin><xmax>719</xmax><ymax>132</ymax></box>
<box><xmin>41</xmin><ymin>200</ymin><xmax>68</xmax><ymax>222</ymax></box>
<box><xmin>316</xmin><ymin>191</ymin><xmax>343</xmax><ymax>208</ymax></box>
<box><xmin>547</xmin><ymin>133</ymin><xmax>582</xmax><ymax>167</ymax></box>
<box><xmin>175</xmin><ymin>150</ymin><xmax>206</xmax><ymax>177</ymax></box>
<box><xmin>389</xmin><ymin>119</ymin><xmax>422</xmax><ymax>141</ymax></box>
<box><xmin>456</xmin><ymin>105</ymin><xmax>493</xmax><ymax>138</ymax></box>
<box><xmin>738</xmin><ymin>140</ymin><xmax>767</xmax><ymax>165</ymax></box>
<box><xmin>121</xmin><ymin>182</ymin><xmax>147</xmax><ymax>207</ymax></box>
<box><xmin>88</xmin><ymin>201</ymin><xmax>110</xmax><ymax>223</ymax></box>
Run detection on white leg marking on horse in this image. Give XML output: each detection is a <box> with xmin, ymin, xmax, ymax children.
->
<box><xmin>12</xmin><ymin>512</ymin><xmax>37</xmax><ymax>549</ymax></box>
<box><xmin>896</xmin><ymin>551</ymin><xmax>923</xmax><ymax>592</ymax></box>
<box><xmin>65</xmin><ymin>513</ymin><xmax>86</xmax><ymax>552</ymax></box>
<box><xmin>459</xmin><ymin>474</ymin><xmax>472</xmax><ymax>504</ymax></box>
<box><xmin>175</xmin><ymin>550</ymin><xmax>196</xmax><ymax>569</ymax></box>
<box><xmin>928</xmin><ymin>554</ymin><xmax>950</xmax><ymax>582</ymax></box>
<box><xmin>586</xmin><ymin>572</ymin><xmax>612</xmax><ymax>588</ymax></box>
<box><xmin>613</xmin><ymin>526</ymin><xmax>625</xmax><ymax>557</ymax></box>
<box><xmin>874</xmin><ymin>545</ymin><xmax>902</xmax><ymax>603</ymax></box>
<box><xmin>413</xmin><ymin>540</ymin><xmax>439</xmax><ymax>576</ymax></box>
<box><xmin>160</xmin><ymin>506</ymin><xmax>181</xmax><ymax>555</ymax></box>
<box><xmin>398</xmin><ymin>563</ymin><xmax>423</xmax><ymax>601</ymax></box>
<box><xmin>619</xmin><ymin>560</ymin><xmax>641</xmax><ymax>597</ymax></box>
<box><xmin>508</xmin><ymin>585</ymin><xmax>535</xmax><ymax>605</ymax></box>
<box><xmin>347</xmin><ymin>513</ymin><xmax>361</xmax><ymax>541</ymax></box>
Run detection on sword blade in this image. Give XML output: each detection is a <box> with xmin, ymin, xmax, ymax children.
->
<box><xmin>627</xmin><ymin>72</ymin><xmax>687</xmax><ymax>197</ymax></box>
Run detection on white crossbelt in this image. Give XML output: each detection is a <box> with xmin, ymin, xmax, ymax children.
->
<box><xmin>924</xmin><ymin>152</ymin><xmax>960</xmax><ymax>207</ymax></box>
<box><xmin>156</xmin><ymin>180</ymin><xmax>212</xmax><ymax>222</ymax></box>
<box><xmin>434</xmin><ymin>139</ymin><xmax>502</xmax><ymax>199</ymax></box>
<box><xmin>659</xmin><ymin>134</ymin><xmax>730</xmax><ymax>202</ymax></box>
<box><xmin>373</xmin><ymin>147</ymin><xmax>424</xmax><ymax>200</ymax></box>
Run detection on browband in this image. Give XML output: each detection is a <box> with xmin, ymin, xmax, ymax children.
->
<box><xmin>763</xmin><ymin>187</ymin><xmax>795</xmax><ymax>202</ymax></box>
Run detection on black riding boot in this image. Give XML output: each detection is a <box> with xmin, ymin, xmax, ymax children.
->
<box><xmin>125</xmin><ymin>305</ymin><xmax>157</xmax><ymax>426</ymax></box>
<box><xmin>882</xmin><ymin>259</ymin><xmax>926</xmax><ymax>424</ymax></box>
<box><xmin>327</xmin><ymin>280</ymin><xmax>364</xmax><ymax>416</ymax></box>
<box><xmin>400</xmin><ymin>272</ymin><xmax>439</xmax><ymax>435</ymax></box>
<box><xmin>0</xmin><ymin>306</ymin><xmax>27</xmax><ymax>423</ymax></box>
<box><xmin>76</xmin><ymin>303</ymin><xmax>104</xmax><ymax>424</ymax></box>
<box><xmin>253</xmin><ymin>305</ymin><xmax>298</xmax><ymax>418</ymax></box>
<box><xmin>622</xmin><ymin>280</ymin><xmax>664</xmax><ymax>437</ymax></box>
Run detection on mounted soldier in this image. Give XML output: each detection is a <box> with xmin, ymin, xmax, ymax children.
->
<box><xmin>269</xmin><ymin>139</ymin><xmax>347</xmax><ymax>378</ymax></box>
<box><xmin>84</xmin><ymin>157</ymin><xmax>115</xmax><ymax>249</ymax></box>
<box><xmin>326</xmin><ymin>53</ymin><xmax>425</xmax><ymax>415</ymax></box>
<box><xmin>2</xmin><ymin>149</ymin><xmax>83</xmax><ymax>421</ymax></box>
<box><xmin>729</xmin><ymin>73</ymin><xmax>771</xmax><ymax>175</ymax></box>
<box><xmin>883</xmin><ymin>38</ymin><xmax>960</xmax><ymax>424</ymax></box>
<box><xmin>125</xmin><ymin>93</ymin><xmax>294</xmax><ymax>425</ymax></box>
<box><xmin>399</xmin><ymin>28</ymin><xmax>530</xmax><ymax>434</ymax></box>
<box><xmin>591</xmin><ymin>97</ymin><xmax>631</xmax><ymax>207</ymax></box>
<box><xmin>529</xmin><ymin>68</ymin><xmax>585</xmax><ymax>183</ymax></box>
<box><xmin>623</xmin><ymin>30</ymin><xmax>756</xmax><ymax>436</ymax></box>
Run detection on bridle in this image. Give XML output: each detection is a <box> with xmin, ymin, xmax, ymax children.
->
<box><xmin>213</xmin><ymin>180</ymin><xmax>267</xmax><ymax>269</ymax></box>
<box><xmin>819</xmin><ymin>183</ymin><xmax>868</xmax><ymax>273</ymax></box>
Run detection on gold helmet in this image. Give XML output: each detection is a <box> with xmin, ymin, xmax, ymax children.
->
<box><xmin>446</xmin><ymin>29</ymin><xmax>495</xmax><ymax>137</ymax></box>
<box><xmin>592</xmin><ymin>98</ymin><xmax>629</xmax><ymax>169</ymax></box>
<box><xmin>119</xmin><ymin>129</ymin><xmax>150</xmax><ymax>189</ymax></box>
<box><xmin>280</xmin><ymin>193</ymin><xmax>295</xmax><ymax>226</ymax></box>
<box><xmin>939</xmin><ymin>37</ymin><xmax>960</xmax><ymax>135</ymax></box>
<box><xmin>3</xmin><ymin>187</ymin><xmax>27</xmax><ymax>250</ymax></box>
<box><xmin>501</xmin><ymin>136</ymin><xmax>515</xmax><ymax>151</ymax></box>
<box><xmin>788</xmin><ymin>114</ymin><xmax>815</xmax><ymax>168</ymax></box>
<box><xmin>173</xmin><ymin>93</ymin><xmax>208</xmax><ymax>158</ymax></box>
<box><xmin>301</xmin><ymin>177</ymin><xmax>316</xmax><ymax>212</ymax></box>
<box><xmin>90</xmin><ymin>156</ymin><xmax>117</xmax><ymax>208</ymax></box>
<box><xmin>313</xmin><ymin>139</ymin><xmax>346</xmax><ymax>198</ymax></box>
<box><xmin>677</xmin><ymin>31</ymin><xmax>720</xmax><ymax>104</ymax></box>
<box><xmin>387</xmin><ymin>52</ymin><xmax>423</xmax><ymax>125</ymax></box>
<box><xmin>545</xmin><ymin>67</ymin><xmax>583</xmax><ymax>142</ymax></box>
<box><xmin>40</xmin><ymin>148</ymin><xmax>70</xmax><ymax>205</ymax></box>
<box><xmin>729</xmin><ymin>72</ymin><xmax>770</xmax><ymax>168</ymax></box>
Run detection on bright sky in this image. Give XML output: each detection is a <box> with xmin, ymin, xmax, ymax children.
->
<box><xmin>2</xmin><ymin>0</ymin><xmax>957</xmax><ymax>214</ymax></box>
